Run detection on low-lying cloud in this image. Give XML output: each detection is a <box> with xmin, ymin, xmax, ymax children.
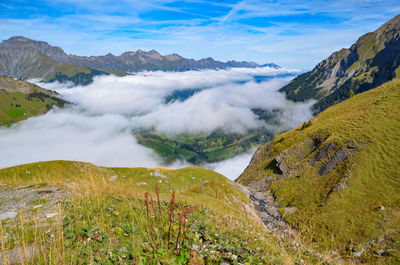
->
<box><xmin>39</xmin><ymin>67</ymin><xmax>312</xmax><ymax>135</ymax></box>
<box><xmin>0</xmin><ymin>67</ymin><xmax>314</xmax><ymax>180</ymax></box>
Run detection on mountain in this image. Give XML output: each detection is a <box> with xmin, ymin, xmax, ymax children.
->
<box><xmin>237</xmin><ymin>79</ymin><xmax>400</xmax><ymax>263</ymax></box>
<box><xmin>0</xmin><ymin>76</ymin><xmax>67</xmax><ymax>126</ymax></box>
<box><xmin>0</xmin><ymin>36</ymin><xmax>278</xmax><ymax>85</ymax></box>
<box><xmin>280</xmin><ymin>14</ymin><xmax>400</xmax><ymax>113</ymax></box>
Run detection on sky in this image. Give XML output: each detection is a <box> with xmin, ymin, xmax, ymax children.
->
<box><xmin>0</xmin><ymin>1</ymin><xmax>399</xmax><ymax>69</ymax></box>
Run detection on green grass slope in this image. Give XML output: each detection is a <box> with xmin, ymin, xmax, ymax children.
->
<box><xmin>237</xmin><ymin>79</ymin><xmax>400</xmax><ymax>263</ymax></box>
<box><xmin>0</xmin><ymin>161</ymin><xmax>329</xmax><ymax>264</ymax></box>
<box><xmin>0</xmin><ymin>76</ymin><xmax>67</xmax><ymax>126</ymax></box>
<box><xmin>136</xmin><ymin>129</ymin><xmax>272</xmax><ymax>164</ymax></box>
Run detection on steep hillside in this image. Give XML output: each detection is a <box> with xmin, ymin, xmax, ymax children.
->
<box><xmin>237</xmin><ymin>80</ymin><xmax>400</xmax><ymax>263</ymax></box>
<box><xmin>0</xmin><ymin>36</ymin><xmax>278</xmax><ymax>86</ymax></box>
<box><xmin>280</xmin><ymin>14</ymin><xmax>400</xmax><ymax>113</ymax></box>
<box><xmin>0</xmin><ymin>160</ymin><xmax>328</xmax><ymax>264</ymax></box>
<box><xmin>0</xmin><ymin>76</ymin><xmax>67</xmax><ymax>126</ymax></box>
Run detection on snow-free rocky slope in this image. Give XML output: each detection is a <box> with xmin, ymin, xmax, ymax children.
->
<box><xmin>280</xmin><ymin>14</ymin><xmax>400</xmax><ymax>113</ymax></box>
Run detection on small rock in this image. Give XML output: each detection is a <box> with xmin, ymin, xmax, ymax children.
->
<box><xmin>122</xmin><ymin>175</ymin><xmax>126</xmax><ymax>179</ymax></box>
<box><xmin>192</xmin><ymin>245</ymin><xmax>200</xmax><ymax>251</ymax></box>
<box><xmin>154</xmin><ymin>170</ymin><xmax>161</xmax><ymax>177</ymax></box>
<box><xmin>158</xmin><ymin>180</ymin><xmax>162</xmax><ymax>183</ymax></box>
<box><xmin>231</xmin><ymin>254</ymin><xmax>238</xmax><ymax>261</ymax></box>
<box><xmin>232</xmin><ymin>195</ymin><xmax>239</xmax><ymax>203</ymax></box>
<box><xmin>66</xmin><ymin>179</ymin><xmax>71</xmax><ymax>183</ymax></box>
<box><xmin>138</xmin><ymin>182</ymin><xmax>147</xmax><ymax>187</ymax></box>
<box><xmin>45</xmin><ymin>212</ymin><xmax>59</xmax><ymax>218</ymax></box>
<box><xmin>0</xmin><ymin>211</ymin><xmax>18</xmax><ymax>220</ymax></box>
<box><xmin>0</xmin><ymin>245</ymin><xmax>39</xmax><ymax>264</ymax></box>
<box><xmin>108</xmin><ymin>175</ymin><xmax>118</xmax><ymax>182</ymax></box>
<box><xmin>378</xmin><ymin>205</ymin><xmax>385</xmax><ymax>210</ymax></box>
<box><xmin>352</xmin><ymin>248</ymin><xmax>365</xmax><ymax>257</ymax></box>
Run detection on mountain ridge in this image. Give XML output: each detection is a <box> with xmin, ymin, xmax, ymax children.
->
<box><xmin>0</xmin><ymin>36</ymin><xmax>279</xmax><ymax>85</ymax></box>
<box><xmin>279</xmin><ymin>14</ymin><xmax>400</xmax><ymax>113</ymax></box>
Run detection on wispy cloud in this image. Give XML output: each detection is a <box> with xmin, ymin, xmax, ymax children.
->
<box><xmin>0</xmin><ymin>1</ymin><xmax>398</xmax><ymax>68</ymax></box>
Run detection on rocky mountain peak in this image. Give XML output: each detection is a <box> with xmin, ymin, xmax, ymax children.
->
<box><xmin>279</xmin><ymin>13</ymin><xmax>400</xmax><ymax>113</ymax></box>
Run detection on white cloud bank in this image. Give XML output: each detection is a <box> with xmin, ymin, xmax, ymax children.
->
<box><xmin>0</xmin><ymin>67</ymin><xmax>314</xmax><ymax>180</ymax></box>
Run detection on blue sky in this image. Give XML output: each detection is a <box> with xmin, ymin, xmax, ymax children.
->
<box><xmin>0</xmin><ymin>0</ymin><xmax>399</xmax><ymax>69</ymax></box>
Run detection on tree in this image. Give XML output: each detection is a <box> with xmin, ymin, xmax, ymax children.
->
<box><xmin>349</xmin><ymin>89</ymin><xmax>355</xmax><ymax>98</ymax></box>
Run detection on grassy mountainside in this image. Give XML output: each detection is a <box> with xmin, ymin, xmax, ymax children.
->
<box><xmin>280</xmin><ymin>14</ymin><xmax>400</xmax><ymax>113</ymax></box>
<box><xmin>136</xmin><ymin>129</ymin><xmax>273</xmax><ymax>164</ymax></box>
<box><xmin>0</xmin><ymin>76</ymin><xmax>67</xmax><ymax>126</ymax></box>
<box><xmin>0</xmin><ymin>161</ymin><xmax>328</xmax><ymax>264</ymax></box>
<box><xmin>237</xmin><ymin>79</ymin><xmax>400</xmax><ymax>263</ymax></box>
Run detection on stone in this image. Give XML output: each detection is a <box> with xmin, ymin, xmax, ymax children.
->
<box><xmin>352</xmin><ymin>248</ymin><xmax>365</xmax><ymax>257</ymax></box>
<box><xmin>0</xmin><ymin>245</ymin><xmax>40</xmax><ymax>264</ymax></box>
<box><xmin>318</xmin><ymin>148</ymin><xmax>354</xmax><ymax>175</ymax></box>
<box><xmin>45</xmin><ymin>212</ymin><xmax>59</xmax><ymax>218</ymax></box>
<box><xmin>108</xmin><ymin>175</ymin><xmax>118</xmax><ymax>182</ymax></box>
<box><xmin>309</xmin><ymin>143</ymin><xmax>336</xmax><ymax>165</ymax></box>
<box><xmin>0</xmin><ymin>211</ymin><xmax>18</xmax><ymax>220</ymax></box>
<box><xmin>138</xmin><ymin>182</ymin><xmax>147</xmax><ymax>187</ymax></box>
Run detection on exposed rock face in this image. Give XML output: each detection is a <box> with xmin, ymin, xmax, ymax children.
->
<box><xmin>309</xmin><ymin>142</ymin><xmax>336</xmax><ymax>165</ymax></box>
<box><xmin>236</xmin><ymin>133</ymin><xmax>361</xmax><ymax>236</ymax></box>
<box><xmin>318</xmin><ymin>146</ymin><xmax>358</xmax><ymax>176</ymax></box>
<box><xmin>280</xmin><ymin>14</ymin><xmax>400</xmax><ymax>113</ymax></box>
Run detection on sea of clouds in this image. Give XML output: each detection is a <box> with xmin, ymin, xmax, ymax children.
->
<box><xmin>0</xmin><ymin>67</ymin><xmax>314</xmax><ymax>180</ymax></box>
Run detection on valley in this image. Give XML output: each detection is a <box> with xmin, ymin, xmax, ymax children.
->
<box><xmin>0</xmin><ymin>4</ymin><xmax>400</xmax><ymax>265</ymax></box>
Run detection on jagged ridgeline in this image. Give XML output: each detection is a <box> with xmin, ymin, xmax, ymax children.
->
<box><xmin>0</xmin><ymin>36</ymin><xmax>278</xmax><ymax>86</ymax></box>
<box><xmin>237</xmin><ymin>79</ymin><xmax>400</xmax><ymax>263</ymax></box>
<box><xmin>0</xmin><ymin>76</ymin><xmax>67</xmax><ymax>126</ymax></box>
<box><xmin>280</xmin><ymin>14</ymin><xmax>400</xmax><ymax>113</ymax></box>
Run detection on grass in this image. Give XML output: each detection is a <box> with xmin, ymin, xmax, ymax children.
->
<box><xmin>0</xmin><ymin>160</ymin><xmax>334</xmax><ymax>264</ymax></box>
<box><xmin>136</xmin><ymin>129</ymin><xmax>272</xmax><ymax>164</ymax></box>
<box><xmin>5</xmin><ymin>108</ymin><xmax>26</xmax><ymax>119</ymax></box>
<box><xmin>44</xmin><ymin>64</ymin><xmax>92</xmax><ymax>81</ymax></box>
<box><xmin>0</xmin><ymin>90</ymin><xmax>62</xmax><ymax>126</ymax></box>
<box><xmin>237</xmin><ymin>79</ymin><xmax>400</xmax><ymax>263</ymax></box>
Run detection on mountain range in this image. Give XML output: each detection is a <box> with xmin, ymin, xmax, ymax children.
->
<box><xmin>0</xmin><ymin>36</ymin><xmax>279</xmax><ymax>85</ymax></box>
<box><xmin>280</xmin><ymin>14</ymin><xmax>400</xmax><ymax>113</ymax></box>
